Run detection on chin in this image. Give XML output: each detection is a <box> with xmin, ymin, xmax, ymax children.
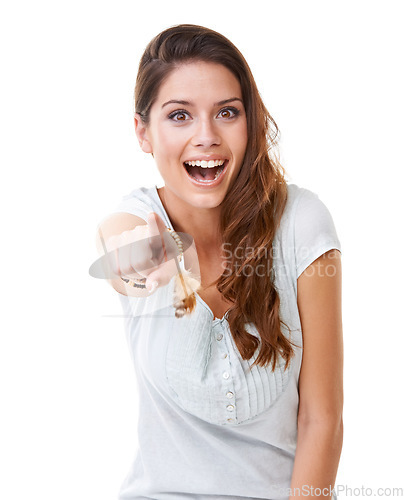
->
<box><xmin>185</xmin><ymin>193</ymin><xmax>225</xmax><ymax>210</ymax></box>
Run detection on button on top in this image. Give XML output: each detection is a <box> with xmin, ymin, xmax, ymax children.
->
<box><xmin>216</xmin><ymin>333</ymin><xmax>223</xmax><ymax>341</ymax></box>
<box><xmin>226</xmin><ymin>391</ymin><xmax>234</xmax><ymax>399</ymax></box>
<box><xmin>222</xmin><ymin>371</ymin><xmax>230</xmax><ymax>380</ymax></box>
<box><xmin>221</xmin><ymin>353</ymin><xmax>228</xmax><ymax>359</ymax></box>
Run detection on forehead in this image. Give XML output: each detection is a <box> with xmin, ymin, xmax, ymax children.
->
<box><xmin>155</xmin><ymin>61</ymin><xmax>242</xmax><ymax>104</ymax></box>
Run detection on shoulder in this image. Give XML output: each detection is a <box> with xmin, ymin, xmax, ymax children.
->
<box><xmin>284</xmin><ymin>182</ymin><xmax>328</xmax><ymax>215</ymax></box>
<box><xmin>276</xmin><ymin>182</ymin><xmax>342</xmax><ymax>281</ymax></box>
<box><xmin>109</xmin><ymin>185</ymin><xmax>164</xmax><ymax>221</ymax></box>
<box><xmin>110</xmin><ymin>184</ymin><xmax>174</xmax><ymax>231</ymax></box>
<box><xmin>119</xmin><ymin>185</ymin><xmax>157</xmax><ymax>202</ymax></box>
<box><xmin>284</xmin><ymin>182</ymin><xmax>340</xmax><ymax>231</ymax></box>
<box><xmin>277</xmin><ymin>182</ymin><xmax>332</xmax><ymax>236</ymax></box>
<box><xmin>116</xmin><ymin>185</ymin><xmax>157</xmax><ymax>211</ymax></box>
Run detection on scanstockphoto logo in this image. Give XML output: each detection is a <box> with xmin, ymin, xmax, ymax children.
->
<box><xmin>274</xmin><ymin>484</ymin><xmax>404</xmax><ymax>497</ymax></box>
<box><xmin>89</xmin><ymin>230</ymin><xmax>341</xmax><ymax>285</ymax></box>
<box><xmin>220</xmin><ymin>243</ymin><xmax>340</xmax><ymax>279</ymax></box>
<box><xmin>333</xmin><ymin>485</ymin><xmax>404</xmax><ymax>498</ymax></box>
<box><xmin>89</xmin><ymin>233</ymin><xmax>341</xmax><ymax>319</ymax></box>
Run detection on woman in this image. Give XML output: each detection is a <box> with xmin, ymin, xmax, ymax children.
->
<box><xmin>95</xmin><ymin>24</ymin><xmax>343</xmax><ymax>500</ymax></box>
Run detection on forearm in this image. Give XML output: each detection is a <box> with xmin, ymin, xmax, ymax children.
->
<box><xmin>289</xmin><ymin>418</ymin><xmax>343</xmax><ymax>500</ymax></box>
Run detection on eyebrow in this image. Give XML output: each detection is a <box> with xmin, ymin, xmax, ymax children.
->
<box><xmin>161</xmin><ymin>97</ymin><xmax>243</xmax><ymax>109</ymax></box>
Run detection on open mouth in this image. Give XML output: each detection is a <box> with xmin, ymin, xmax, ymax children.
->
<box><xmin>183</xmin><ymin>159</ymin><xmax>228</xmax><ymax>183</ymax></box>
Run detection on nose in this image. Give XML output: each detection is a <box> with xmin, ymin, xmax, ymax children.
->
<box><xmin>191</xmin><ymin>117</ymin><xmax>221</xmax><ymax>148</ymax></box>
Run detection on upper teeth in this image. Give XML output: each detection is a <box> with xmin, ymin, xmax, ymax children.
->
<box><xmin>184</xmin><ymin>159</ymin><xmax>225</xmax><ymax>168</ymax></box>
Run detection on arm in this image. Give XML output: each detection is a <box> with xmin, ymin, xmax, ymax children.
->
<box><xmin>95</xmin><ymin>212</ymin><xmax>150</xmax><ymax>297</ymax></box>
<box><xmin>95</xmin><ymin>211</ymin><xmax>196</xmax><ymax>298</ymax></box>
<box><xmin>289</xmin><ymin>249</ymin><xmax>343</xmax><ymax>500</ymax></box>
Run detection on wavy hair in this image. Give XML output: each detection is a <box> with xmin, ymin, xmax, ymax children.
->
<box><xmin>134</xmin><ymin>24</ymin><xmax>297</xmax><ymax>370</ymax></box>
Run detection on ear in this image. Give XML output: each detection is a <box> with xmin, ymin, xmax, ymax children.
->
<box><xmin>134</xmin><ymin>113</ymin><xmax>153</xmax><ymax>154</ymax></box>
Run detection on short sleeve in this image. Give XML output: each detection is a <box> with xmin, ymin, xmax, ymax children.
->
<box><xmin>111</xmin><ymin>189</ymin><xmax>152</xmax><ymax>222</ymax></box>
<box><xmin>294</xmin><ymin>189</ymin><xmax>342</xmax><ymax>279</ymax></box>
<box><xmin>108</xmin><ymin>186</ymin><xmax>174</xmax><ymax>232</ymax></box>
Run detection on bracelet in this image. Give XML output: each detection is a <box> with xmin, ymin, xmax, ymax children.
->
<box><xmin>120</xmin><ymin>226</ymin><xmax>183</xmax><ymax>288</ymax></box>
<box><xmin>166</xmin><ymin>227</ymin><xmax>183</xmax><ymax>262</ymax></box>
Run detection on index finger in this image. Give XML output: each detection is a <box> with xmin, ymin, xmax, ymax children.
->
<box><xmin>147</xmin><ymin>212</ymin><xmax>170</xmax><ymax>265</ymax></box>
<box><xmin>147</xmin><ymin>212</ymin><xmax>167</xmax><ymax>237</ymax></box>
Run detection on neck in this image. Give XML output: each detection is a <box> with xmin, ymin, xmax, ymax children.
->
<box><xmin>157</xmin><ymin>187</ymin><xmax>222</xmax><ymax>250</ymax></box>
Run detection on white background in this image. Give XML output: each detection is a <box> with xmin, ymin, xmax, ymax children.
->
<box><xmin>1</xmin><ymin>1</ymin><xmax>403</xmax><ymax>499</ymax></box>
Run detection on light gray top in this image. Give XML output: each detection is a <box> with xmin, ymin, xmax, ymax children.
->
<box><xmin>111</xmin><ymin>183</ymin><xmax>341</xmax><ymax>500</ymax></box>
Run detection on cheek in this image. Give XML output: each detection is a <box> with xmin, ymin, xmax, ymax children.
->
<box><xmin>155</xmin><ymin>125</ymin><xmax>186</xmax><ymax>152</ymax></box>
<box><xmin>233</xmin><ymin>121</ymin><xmax>248</xmax><ymax>157</ymax></box>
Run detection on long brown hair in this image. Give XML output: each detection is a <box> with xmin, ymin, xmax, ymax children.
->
<box><xmin>134</xmin><ymin>24</ymin><xmax>297</xmax><ymax>371</ymax></box>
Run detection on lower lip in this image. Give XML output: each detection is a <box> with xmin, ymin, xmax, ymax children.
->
<box><xmin>183</xmin><ymin>161</ymin><xmax>229</xmax><ymax>188</ymax></box>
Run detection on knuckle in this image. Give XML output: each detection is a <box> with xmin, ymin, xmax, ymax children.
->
<box><xmin>130</xmin><ymin>255</ymin><xmax>142</xmax><ymax>273</ymax></box>
<box><xmin>132</xmin><ymin>225</ymin><xmax>148</xmax><ymax>237</ymax></box>
<box><xmin>120</xmin><ymin>257</ymin><xmax>134</xmax><ymax>276</ymax></box>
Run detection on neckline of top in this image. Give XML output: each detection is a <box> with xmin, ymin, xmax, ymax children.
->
<box><xmin>151</xmin><ymin>185</ymin><xmax>230</xmax><ymax>323</ymax></box>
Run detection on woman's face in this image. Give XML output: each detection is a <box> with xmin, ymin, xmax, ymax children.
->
<box><xmin>135</xmin><ymin>61</ymin><xmax>248</xmax><ymax>210</ymax></box>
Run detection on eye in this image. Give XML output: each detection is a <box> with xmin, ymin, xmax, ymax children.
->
<box><xmin>168</xmin><ymin>110</ymin><xmax>190</xmax><ymax>122</ymax></box>
<box><xmin>217</xmin><ymin>107</ymin><xmax>240</xmax><ymax>119</ymax></box>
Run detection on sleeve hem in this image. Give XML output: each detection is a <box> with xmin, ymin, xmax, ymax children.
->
<box><xmin>296</xmin><ymin>241</ymin><xmax>342</xmax><ymax>279</ymax></box>
<box><xmin>110</xmin><ymin>206</ymin><xmax>150</xmax><ymax>222</ymax></box>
